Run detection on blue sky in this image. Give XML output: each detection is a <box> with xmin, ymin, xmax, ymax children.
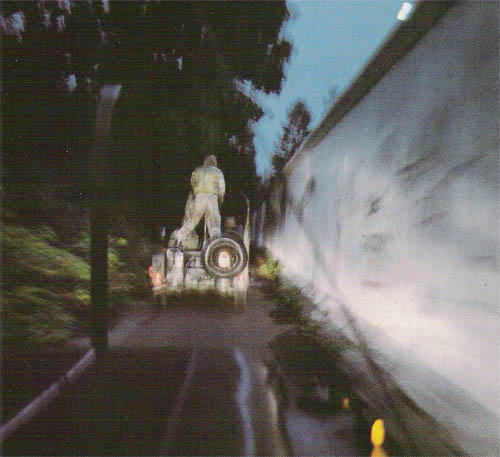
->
<box><xmin>252</xmin><ymin>0</ymin><xmax>405</xmax><ymax>176</ymax></box>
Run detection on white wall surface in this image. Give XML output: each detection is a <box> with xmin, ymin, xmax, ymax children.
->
<box><xmin>258</xmin><ymin>2</ymin><xmax>499</xmax><ymax>455</ymax></box>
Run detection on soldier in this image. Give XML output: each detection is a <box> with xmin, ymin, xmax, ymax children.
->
<box><xmin>175</xmin><ymin>155</ymin><xmax>225</xmax><ymax>246</ymax></box>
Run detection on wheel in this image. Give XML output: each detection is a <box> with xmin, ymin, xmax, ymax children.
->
<box><xmin>202</xmin><ymin>234</ymin><xmax>248</xmax><ymax>278</ymax></box>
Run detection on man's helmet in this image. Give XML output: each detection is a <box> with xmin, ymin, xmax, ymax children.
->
<box><xmin>204</xmin><ymin>154</ymin><xmax>217</xmax><ymax>166</ymax></box>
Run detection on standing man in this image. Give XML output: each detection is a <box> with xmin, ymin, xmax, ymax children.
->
<box><xmin>174</xmin><ymin>154</ymin><xmax>225</xmax><ymax>246</ymax></box>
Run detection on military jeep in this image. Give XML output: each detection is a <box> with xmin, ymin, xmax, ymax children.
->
<box><xmin>149</xmin><ymin>213</ymin><xmax>250</xmax><ymax>309</ymax></box>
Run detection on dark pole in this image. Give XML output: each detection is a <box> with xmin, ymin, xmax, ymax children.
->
<box><xmin>90</xmin><ymin>84</ymin><xmax>122</xmax><ymax>353</ymax></box>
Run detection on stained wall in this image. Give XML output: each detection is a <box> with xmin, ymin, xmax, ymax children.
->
<box><xmin>257</xmin><ymin>2</ymin><xmax>499</xmax><ymax>454</ymax></box>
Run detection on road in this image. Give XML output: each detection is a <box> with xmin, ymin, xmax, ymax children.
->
<box><xmin>2</xmin><ymin>280</ymin><xmax>360</xmax><ymax>456</ymax></box>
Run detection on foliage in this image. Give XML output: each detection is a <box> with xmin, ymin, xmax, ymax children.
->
<box><xmin>268</xmin><ymin>283</ymin><xmax>307</xmax><ymax>325</ymax></box>
<box><xmin>2</xmin><ymin>286</ymin><xmax>75</xmax><ymax>346</ymax></box>
<box><xmin>73</xmin><ymin>286</ymin><xmax>90</xmax><ymax>306</ymax></box>
<box><xmin>1</xmin><ymin>224</ymin><xmax>90</xmax><ymax>284</ymax></box>
<box><xmin>270</xmin><ymin>324</ymin><xmax>345</xmax><ymax>378</ymax></box>
<box><xmin>1</xmin><ymin>217</ymin><xmax>148</xmax><ymax>348</ymax></box>
<box><xmin>272</xmin><ymin>100</ymin><xmax>312</xmax><ymax>173</ymax></box>
<box><xmin>108</xmin><ymin>237</ymin><xmax>141</xmax><ymax>305</ymax></box>
<box><xmin>1</xmin><ymin>223</ymin><xmax>85</xmax><ymax>347</ymax></box>
<box><xmin>1</xmin><ymin>0</ymin><xmax>292</xmax><ymax>233</ymax></box>
<box><xmin>256</xmin><ymin>255</ymin><xmax>281</xmax><ymax>281</ymax></box>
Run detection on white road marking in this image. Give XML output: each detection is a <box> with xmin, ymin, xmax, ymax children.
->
<box><xmin>234</xmin><ymin>347</ymin><xmax>256</xmax><ymax>457</ymax></box>
<box><xmin>161</xmin><ymin>348</ymin><xmax>199</xmax><ymax>447</ymax></box>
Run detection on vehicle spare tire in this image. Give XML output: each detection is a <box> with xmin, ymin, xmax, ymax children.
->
<box><xmin>202</xmin><ymin>234</ymin><xmax>248</xmax><ymax>278</ymax></box>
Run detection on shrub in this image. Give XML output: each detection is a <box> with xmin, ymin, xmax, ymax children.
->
<box><xmin>1</xmin><ymin>225</ymin><xmax>90</xmax><ymax>284</ymax></box>
<box><xmin>0</xmin><ymin>223</ymin><xmax>145</xmax><ymax>347</ymax></box>
<box><xmin>256</xmin><ymin>255</ymin><xmax>281</xmax><ymax>280</ymax></box>
<box><xmin>1</xmin><ymin>224</ymin><xmax>88</xmax><ymax>347</ymax></box>
<box><xmin>1</xmin><ymin>286</ymin><xmax>74</xmax><ymax>347</ymax></box>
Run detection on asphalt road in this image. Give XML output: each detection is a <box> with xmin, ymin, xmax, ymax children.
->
<box><xmin>3</xmin><ymin>280</ymin><xmax>359</xmax><ymax>456</ymax></box>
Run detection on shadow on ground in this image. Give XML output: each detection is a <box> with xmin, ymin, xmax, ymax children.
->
<box><xmin>3</xmin><ymin>348</ymin><xmax>192</xmax><ymax>456</ymax></box>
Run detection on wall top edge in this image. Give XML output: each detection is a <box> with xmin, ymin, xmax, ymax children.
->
<box><xmin>282</xmin><ymin>0</ymin><xmax>458</xmax><ymax>175</ymax></box>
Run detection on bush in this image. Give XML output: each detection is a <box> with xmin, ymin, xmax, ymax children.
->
<box><xmin>255</xmin><ymin>252</ymin><xmax>281</xmax><ymax>280</ymax></box>
<box><xmin>1</xmin><ymin>223</ymin><xmax>88</xmax><ymax>347</ymax></box>
<box><xmin>1</xmin><ymin>221</ymin><xmax>147</xmax><ymax>348</ymax></box>
<box><xmin>1</xmin><ymin>225</ymin><xmax>90</xmax><ymax>284</ymax></box>
<box><xmin>1</xmin><ymin>286</ymin><xmax>75</xmax><ymax>347</ymax></box>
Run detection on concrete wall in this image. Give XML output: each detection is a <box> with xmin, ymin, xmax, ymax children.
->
<box><xmin>257</xmin><ymin>2</ymin><xmax>499</xmax><ymax>455</ymax></box>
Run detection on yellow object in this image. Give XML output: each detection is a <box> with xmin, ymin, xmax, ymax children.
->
<box><xmin>370</xmin><ymin>419</ymin><xmax>388</xmax><ymax>457</ymax></box>
<box><xmin>371</xmin><ymin>446</ymin><xmax>388</xmax><ymax>457</ymax></box>
<box><xmin>371</xmin><ymin>418</ymin><xmax>385</xmax><ymax>447</ymax></box>
<box><xmin>341</xmin><ymin>396</ymin><xmax>351</xmax><ymax>411</ymax></box>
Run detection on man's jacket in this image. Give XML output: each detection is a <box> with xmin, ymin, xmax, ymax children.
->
<box><xmin>191</xmin><ymin>164</ymin><xmax>225</xmax><ymax>201</ymax></box>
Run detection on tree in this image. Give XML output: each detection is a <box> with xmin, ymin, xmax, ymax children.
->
<box><xmin>1</xmin><ymin>1</ymin><xmax>292</xmax><ymax>232</ymax></box>
<box><xmin>272</xmin><ymin>100</ymin><xmax>312</xmax><ymax>173</ymax></box>
<box><xmin>321</xmin><ymin>85</ymin><xmax>338</xmax><ymax>117</ymax></box>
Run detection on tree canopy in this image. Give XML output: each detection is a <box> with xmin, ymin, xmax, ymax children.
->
<box><xmin>1</xmin><ymin>0</ymin><xmax>291</xmax><ymax>234</ymax></box>
<box><xmin>271</xmin><ymin>100</ymin><xmax>311</xmax><ymax>174</ymax></box>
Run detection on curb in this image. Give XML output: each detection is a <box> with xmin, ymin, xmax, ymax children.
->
<box><xmin>0</xmin><ymin>348</ymin><xmax>96</xmax><ymax>443</ymax></box>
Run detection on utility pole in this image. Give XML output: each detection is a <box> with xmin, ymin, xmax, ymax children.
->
<box><xmin>90</xmin><ymin>84</ymin><xmax>122</xmax><ymax>353</ymax></box>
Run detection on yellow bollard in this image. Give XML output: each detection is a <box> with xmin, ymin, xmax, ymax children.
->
<box><xmin>371</xmin><ymin>418</ymin><xmax>388</xmax><ymax>457</ymax></box>
<box><xmin>341</xmin><ymin>396</ymin><xmax>351</xmax><ymax>411</ymax></box>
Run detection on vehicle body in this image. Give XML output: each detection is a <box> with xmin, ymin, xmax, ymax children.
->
<box><xmin>149</xmin><ymin>201</ymin><xmax>250</xmax><ymax>309</ymax></box>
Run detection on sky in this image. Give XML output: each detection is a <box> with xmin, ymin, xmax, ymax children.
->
<box><xmin>251</xmin><ymin>0</ymin><xmax>406</xmax><ymax>176</ymax></box>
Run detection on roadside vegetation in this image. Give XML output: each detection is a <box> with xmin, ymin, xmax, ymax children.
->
<box><xmin>1</xmin><ymin>203</ymin><xmax>150</xmax><ymax>350</ymax></box>
<box><xmin>254</xmin><ymin>248</ymin><xmax>464</xmax><ymax>457</ymax></box>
